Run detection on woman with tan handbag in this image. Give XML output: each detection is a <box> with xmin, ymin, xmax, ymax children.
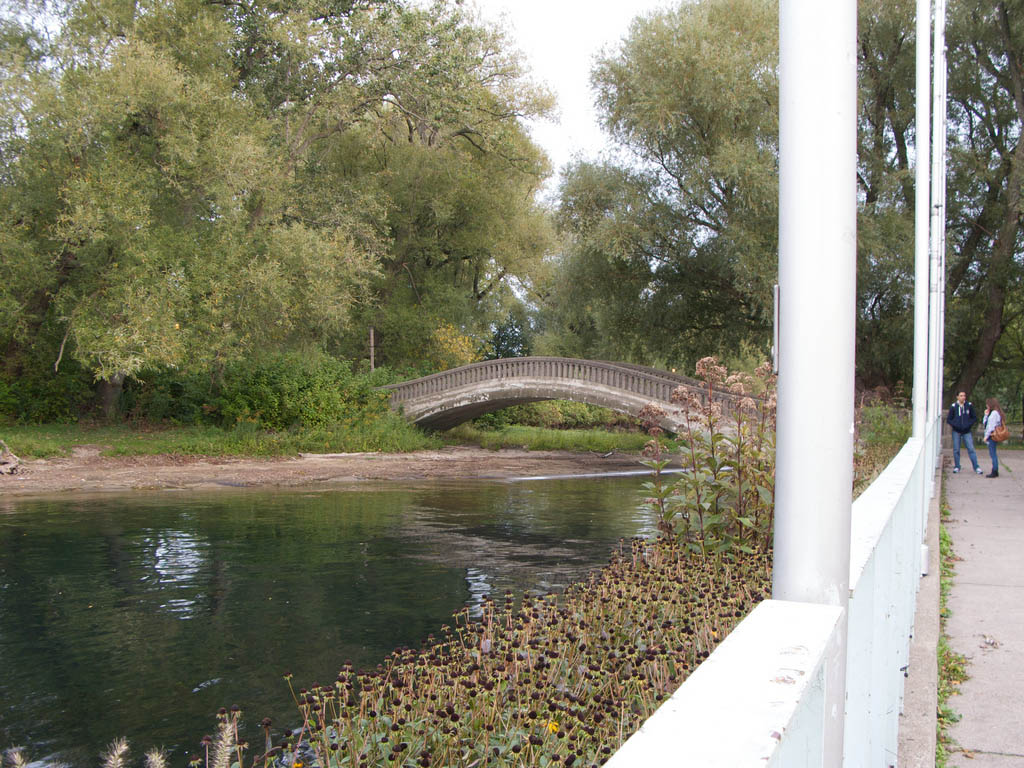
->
<box><xmin>983</xmin><ymin>397</ymin><xmax>1008</xmax><ymax>477</ymax></box>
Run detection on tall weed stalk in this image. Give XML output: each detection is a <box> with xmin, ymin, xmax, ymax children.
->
<box><xmin>640</xmin><ymin>358</ymin><xmax>776</xmax><ymax>559</ymax></box>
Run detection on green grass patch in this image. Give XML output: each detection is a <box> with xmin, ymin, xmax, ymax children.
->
<box><xmin>0</xmin><ymin>414</ymin><xmax>440</xmax><ymax>459</ymax></box>
<box><xmin>2</xmin><ymin>420</ymin><xmax>658</xmax><ymax>461</ymax></box>
<box><xmin>444</xmin><ymin>423</ymin><xmax>658</xmax><ymax>454</ymax></box>
<box><xmin>853</xmin><ymin>404</ymin><xmax>911</xmax><ymax>496</ymax></box>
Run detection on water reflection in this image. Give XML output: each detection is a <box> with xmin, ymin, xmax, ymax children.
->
<box><xmin>147</xmin><ymin>530</ymin><xmax>209</xmax><ymax>618</ymax></box>
<box><xmin>464</xmin><ymin>567</ymin><xmax>494</xmax><ymax>617</ymax></box>
<box><xmin>0</xmin><ymin>476</ymin><xmax>655</xmax><ymax>765</ymax></box>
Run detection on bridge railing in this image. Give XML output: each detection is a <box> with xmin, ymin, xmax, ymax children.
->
<box><xmin>606</xmin><ymin>418</ymin><xmax>938</xmax><ymax>766</ymax></box>
<box><xmin>384</xmin><ymin>357</ymin><xmax>752</xmax><ymax>417</ymax></box>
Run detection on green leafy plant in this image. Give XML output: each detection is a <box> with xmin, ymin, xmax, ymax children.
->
<box><xmin>853</xmin><ymin>403</ymin><xmax>911</xmax><ymax>495</ymax></box>
<box><xmin>447</xmin><ymin>423</ymin><xmax>652</xmax><ymax>454</ymax></box>
<box><xmin>472</xmin><ymin>401</ymin><xmax>638</xmax><ymax>431</ymax></box>
<box><xmin>936</xmin><ymin>495</ymin><xmax>969</xmax><ymax>766</ymax></box>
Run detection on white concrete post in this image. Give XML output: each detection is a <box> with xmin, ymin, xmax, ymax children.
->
<box><xmin>774</xmin><ymin>1</ymin><xmax>857</xmax><ymax>762</ymax></box>
<box><xmin>912</xmin><ymin>0</ymin><xmax>930</xmax><ymax>441</ymax></box>
<box><xmin>929</xmin><ymin>0</ymin><xmax>947</xmax><ymax>430</ymax></box>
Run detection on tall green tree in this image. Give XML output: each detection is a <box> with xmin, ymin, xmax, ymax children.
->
<box><xmin>535</xmin><ymin>0</ymin><xmax>777</xmax><ymax>369</ymax></box>
<box><xmin>343</xmin><ymin>104</ymin><xmax>554</xmax><ymax>369</ymax></box>
<box><xmin>327</xmin><ymin>5</ymin><xmax>555</xmax><ymax>370</ymax></box>
<box><xmin>1</xmin><ymin>0</ymin><xmax>382</xmax><ymax>404</ymax></box>
<box><xmin>543</xmin><ymin>0</ymin><xmax>1024</xmax><ymax>399</ymax></box>
<box><xmin>943</xmin><ymin>0</ymin><xmax>1024</xmax><ymax>399</ymax></box>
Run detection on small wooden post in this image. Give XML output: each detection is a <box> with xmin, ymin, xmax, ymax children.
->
<box><xmin>369</xmin><ymin>327</ymin><xmax>376</xmax><ymax>371</ymax></box>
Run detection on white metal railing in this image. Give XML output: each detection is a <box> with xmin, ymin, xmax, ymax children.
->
<box><xmin>607</xmin><ymin>418</ymin><xmax>939</xmax><ymax>766</ymax></box>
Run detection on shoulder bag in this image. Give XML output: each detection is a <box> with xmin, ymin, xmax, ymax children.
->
<box><xmin>992</xmin><ymin>423</ymin><xmax>1010</xmax><ymax>443</ymax></box>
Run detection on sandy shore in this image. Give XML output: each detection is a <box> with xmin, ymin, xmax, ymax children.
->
<box><xmin>0</xmin><ymin>445</ymin><xmax>654</xmax><ymax>498</ymax></box>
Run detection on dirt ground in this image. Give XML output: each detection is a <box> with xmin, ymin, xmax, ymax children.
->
<box><xmin>0</xmin><ymin>445</ymin><xmax>655</xmax><ymax>498</ymax></box>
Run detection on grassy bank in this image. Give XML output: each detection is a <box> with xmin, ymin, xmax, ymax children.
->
<box><xmin>0</xmin><ymin>420</ymin><xmax>656</xmax><ymax>461</ymax></box>
<box><xmin>0</xmin><ymin>417</ymin><xmax>442</xmax><ymax>459</ymax></box>
<box><xmin>445</xmin><ymin>423</ymin><xmax>655</xmax><ymax>454</ymax></box>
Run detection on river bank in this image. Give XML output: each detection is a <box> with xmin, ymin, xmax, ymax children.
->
<box><xmin>0</xmin><ymin>445</ymin><xmax>656</xmax><ymax>498</ymax></box>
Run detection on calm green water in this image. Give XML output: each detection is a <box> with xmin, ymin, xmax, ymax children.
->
<box><xmin>0</xmin><ymin>475</ymin><xmax>655</xmax><ymax>765</ymax></box>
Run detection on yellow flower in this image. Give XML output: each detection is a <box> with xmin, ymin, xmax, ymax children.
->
<box><xmin>546</xmin><ymin>720</ymin><xmax>559</xmax><ymax>734</ymax></box>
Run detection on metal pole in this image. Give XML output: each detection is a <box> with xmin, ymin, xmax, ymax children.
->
<box><xmin>912</xmin><ymin>0</ymin><xmax>930</xmax><ymax>440</ymax></box>
<box><xmin>937</xmin><ymin>5</ymin><xmax>948</xmax><ymax>417</ymax></box>
<box><xmin>774</xmin><ymin>1</ymin><xmax>856</xmax><ymax>762</ymax></box>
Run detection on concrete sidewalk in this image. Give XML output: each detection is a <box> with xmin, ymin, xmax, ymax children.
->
<box><xmin>944</xmin><ymin>449</ymin><xmax>1024</xmax><ymax>766</ymax></box>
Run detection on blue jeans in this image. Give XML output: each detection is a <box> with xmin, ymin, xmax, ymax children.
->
<box><xmin>952</xmin><ymin>430</ymin><xmax>979</xmax><ymax>470</ymax></box>
<box><xmin>988</xmin><ymin>437</ymin><xmax>999</xmax><ymax>473</ymax></box>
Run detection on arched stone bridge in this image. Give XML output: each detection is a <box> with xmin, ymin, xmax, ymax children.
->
<box><xmin>382</xmin><ymin>356</ymin><xmax>749</xmax><ymax>432</ymax></box>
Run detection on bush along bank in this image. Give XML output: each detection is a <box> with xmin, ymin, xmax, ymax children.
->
<box><xmin>639</xmin><ymin>358</ymin><xmax>776</xmax><ymax>557</ymax></box>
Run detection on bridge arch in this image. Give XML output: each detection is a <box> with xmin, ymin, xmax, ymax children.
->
<box><xmin>383</xmin><ymin>357</ymin><xmax>739</xmax><ymax>432</ymax></box>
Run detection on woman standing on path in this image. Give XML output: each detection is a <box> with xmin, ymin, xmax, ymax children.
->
<box><xmin>983</xmin><ymin>397</ymin><xmax>1005</xmax><ymax>478</ymax></box>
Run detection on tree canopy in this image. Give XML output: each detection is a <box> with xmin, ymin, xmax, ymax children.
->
<box><xmin>0</xmin><ymin>0</ymin><xmax>553</xmax><ymax>412</ymax></box>
<box><xmin>537</xmin><ymin>0</ymin><xmax>1024</xmax><ymax>404</ymax></box>
<box><xmin>534</xmin><ymin>0</ymin><xmax>777</xmax><ymax>369</ymax></box>
<box><xmin>4</xmin><ymin>0</ymin><xmax>1024</xmax><ymax>422</ymax></box>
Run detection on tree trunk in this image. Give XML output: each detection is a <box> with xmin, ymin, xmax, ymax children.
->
<box><xmin>96</xmin><ymin>372</ymin><xmax>126</xmax><ymax>422</ymax></box>
<box><xmin>0</xmin><ymin>439</ymin><xmax>19</xmax><ymax>475</ymax></box>
<box><xmin>951</xmin><ymin>8</ymin><xmax>1024</xmax><ymax>401</ymax></box>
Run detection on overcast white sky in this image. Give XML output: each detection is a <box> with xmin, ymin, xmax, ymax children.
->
<box><xmin>467</xmin><ymin>0</ymin><xmax>673</xmax><ymax>192</ymax></box>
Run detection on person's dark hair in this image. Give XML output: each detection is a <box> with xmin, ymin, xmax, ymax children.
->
<box><xmin>986</xmin><ymin>397</ymin><xmax>1004</xmax><ymax>420</ymax></box>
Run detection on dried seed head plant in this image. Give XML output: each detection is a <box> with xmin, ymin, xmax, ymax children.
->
<box><xmin>6</xmin><ymin>553</ymin><xmax>771</xmax><ymax>768</ymax></box>
<box><xmin>102</xmin><ymin>739</ymin><xmax>130</xmax><ymax>768</ymax></box>
<box><xmin>645</xmin><ymin>357</ymin><xmax>776</xmax><ymax>560</ymax></box>
<box><xmin>248</xmin><ymin>540</ymin><xmax>769</xmax><ymax>768</ymax></box>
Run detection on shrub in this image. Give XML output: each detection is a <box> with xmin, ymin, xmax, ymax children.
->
<box><xmin>852</xmin><ymin>404</ymin><xmax>911</xmax><ymax>495</ymax></box>
<box><xmin>859</xmin><ymin>403</ymin><xmax>912</xmax><ymax>446</ymax></box>
<box><xmin>473</xmin><ymin>401</ymin><xmax>637</xmax><ymax>431</ymax></box>
<box><xmin>448</xmin><ymin>424</ymin><xmax>652</xmax><ymax>454</ymax></box>
<box><xmin>126</xmin><ymin>354</ymin><xmax>397</xmax><ymax>431</ymax></box>
<box><xmin>0</xmin><ymin>363</ymin><xmax>95</xmax><ymax>423</ymax></box>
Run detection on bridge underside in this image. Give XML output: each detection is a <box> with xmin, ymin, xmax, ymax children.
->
<box><xmin>397</xmin><ymin>378</ymin><xmax>683</xmax><ymax>432</ymax></box>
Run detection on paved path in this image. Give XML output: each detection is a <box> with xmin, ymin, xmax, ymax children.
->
<box><xmin>945</xmin><ymin>449</ymin><xmax>1024</xmax><ymax>766</ymax></box>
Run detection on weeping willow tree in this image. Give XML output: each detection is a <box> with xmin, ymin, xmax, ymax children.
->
<box><xmin>0</xmin><ymin>0</ymin><xmax>554</xmax><ymax>415</ymax></box>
